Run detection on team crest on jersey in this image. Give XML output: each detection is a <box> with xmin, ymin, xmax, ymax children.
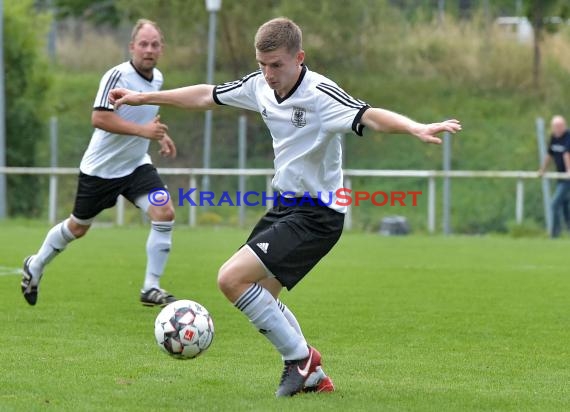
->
<box><xmin>291</xmin><ymin>106</ymin><xmax>307</xmax><ymax>128</ymax></box>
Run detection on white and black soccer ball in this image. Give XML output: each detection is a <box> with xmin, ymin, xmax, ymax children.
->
<box><xmin>154</xmin><ymin>299</ymin><xmax>214</xmax><ymax>359</ymax></box>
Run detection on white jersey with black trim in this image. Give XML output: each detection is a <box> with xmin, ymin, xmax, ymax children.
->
<box><xmin>79</xmin><ymin>61</ymin><xmax>163</xmax><ymax>179</ymax></box>
<box><xmin>213</xmin><ymin>65</ymin><xmax>369</xmax><ymax>213</ymax></box>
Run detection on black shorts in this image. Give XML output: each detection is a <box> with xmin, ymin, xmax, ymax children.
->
<box><xmin>72</xmin><ymin>164</ymin><xmax>166</xmax><ymax>220</ymax></box>
<box><xmin>245</xmin><ymin>197</ymin><xmax>345</xmax><ymax>290</ymax></box>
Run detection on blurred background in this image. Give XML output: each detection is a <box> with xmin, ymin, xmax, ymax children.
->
<box><xmin>2</xmin><ymin>0</ymin><xmax>570</xmax><ymax>234</ymax></box>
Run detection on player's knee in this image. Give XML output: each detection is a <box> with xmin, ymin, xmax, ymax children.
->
<box><xmin>152</xmin><ymin>205</ymin><xmax>175</xmax><ymax>221</ymax></box>
<box><xmin>217</xmin><ymin>262</ymin><xmax>240</xmax><ymax>299</ymax></box>
<box><xmin>163</xmin><ymin>205</ymin><xmax>175</xmax><ymax>221</ymax></box>
<box><xmin>217</xmin><ymin>264</ymin><xmax>232</xmax><ymax>295</ymax></box>
<box><xmin>73</xmin><ymin>229</ymin><xmax>87</xmax><ymax>238</ymax></box>
<box><xmin>68</xmin><ymin>222</ymin><xmax>90</xmax><ymax>238</ymax></box>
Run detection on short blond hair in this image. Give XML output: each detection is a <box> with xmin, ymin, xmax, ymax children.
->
<box><xmin>130</xmin><ymin>18</ymin><xmax>164</xmax><ymax>44</ymax></box>
<box><xmin>254</xmin><ymin>17</ymin><xmax>302</xmax><ymax>54</ymax></box>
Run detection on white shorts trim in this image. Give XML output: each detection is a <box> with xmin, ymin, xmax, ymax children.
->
<box><xmin>70</xmin><ymin>214</ymin><xmax>94</xmax><ymax>226</ymax></box>
<box><xmin>243</xmin><ymin>244</ymin><xmax>275</xmax><ymax>278</ymax></box>
<box><xmin>134</xmin><ymin>194</ymin><xmax>151</xmax><ymax>213</ymax></box>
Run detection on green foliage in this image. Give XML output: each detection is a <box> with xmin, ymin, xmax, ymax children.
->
<box><xmin>525</xmin><ymin>0</ymin><xmax>565</xmax><ymax>20</ymax></box>
<box><xmin>506</xmin><ymin>218</ymin><xmax>545</xmax><ymax>238</ymax></box>
<box><xmin>115</xmin><ymin>0</ymin><xmax>208</xmax><ymax>55</ymax></box>
<box><xmin>26</xmin><ymin>2</ymin><xmax>570</xmax><ymax>232</ymax></box>
<box><xmin>5</xmin><ymin>0</ymin><xmax>53</xmax><ymax>216</ymax></box>
<box><xmin>36</xmin><ymin>0</ymin><xmax>122</xmax><ymax>27</ymax></box>
<box><xmin>524</xmin><ymin>0</ymin><xmax>566</xmax><ymax>85</ymax></box>
<box><xmin>197</xmin><ymin>211</ymin><xmax>223</xmax><ymax>226</ymax></box>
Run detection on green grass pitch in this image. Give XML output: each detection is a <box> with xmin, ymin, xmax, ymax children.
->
<box><xmin>0</xmin><ymin>222</ymin><xmax>568</xmax><ymax>411</ymax></box>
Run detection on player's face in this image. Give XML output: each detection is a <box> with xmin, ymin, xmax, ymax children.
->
<box><xmin>129</xmin><ymin>24</ymin><xmax>163</xmax><ymax>77</ymax></box>
<box><xmin>256</xmin><ymin>47</ymin><xmax>305</xmax><ymax>97</ymax></box>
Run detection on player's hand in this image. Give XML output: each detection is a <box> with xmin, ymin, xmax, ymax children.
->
<box><xmin>109</xmin><ymin>88</ymin><xmax>143</xmax><ymax>109</ymax></box>
<box><xmin>159</xmin><ymin>134</ymin><xmax>177</xmax><ymax>158</ymax></box>
<box><xmin>538</xmin><ymin>168</ymin><xmax>545</xmax><ymax>177</ymax></box>
<box><xmin>141</xmin><ymin>115</ymin><xmax>168</xmax><ymax>140</ymax></box>
<box><xmin>411</xmin><ymin>119</ymin><xmax>462</xmax><ymax>145</ymax></box>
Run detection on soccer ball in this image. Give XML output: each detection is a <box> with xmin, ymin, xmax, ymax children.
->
<box><xmin>154</xmin><ymin>299</ymin><xmax>214</xmax><ymax>359</ymax></box>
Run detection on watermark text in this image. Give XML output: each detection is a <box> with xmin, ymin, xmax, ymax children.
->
<box><xmin>148</xmin><ymin>188</ymin><xmax>422</xmax><ymax>207</ymax></box>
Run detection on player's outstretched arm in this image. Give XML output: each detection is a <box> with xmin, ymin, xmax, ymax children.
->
<box><xmin>361</xmin><ymin>108</ymin><xmax>461</xmax><ymax>145</ymax></box>
<box><xmin>92</xmin><ymin>112</ymin><xmax>168</xmax><ymax>141</ymax></box>
<box><xmin>109</xmin><ymin>85</ymin><xmax>217</xmax><ymax>111</ymax></box>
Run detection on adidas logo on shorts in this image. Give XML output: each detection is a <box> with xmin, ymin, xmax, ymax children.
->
<box><xmin>256</xmin><ymin>242</ymin><xmax>269</xmax><ymax>254</ymax></box>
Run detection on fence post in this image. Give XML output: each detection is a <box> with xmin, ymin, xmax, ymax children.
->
<box><xmin>515</xmin><ymin>178</ymin><xmax>524</xmax><ymax>224</ymax></box>
<box><xmin>536</xmin><ymin>117</ymin><xmax>552</xmax><ymax>232</ymax></box>
<box><xmin>189</xmin><ymin>175</ymin><xmax>197</xmax><ymax>227</ymax></box>
<box><xmin>344</xmin><ymin>177</ymin><xmax>352</xmax><ymax>230</ymax></box>
<box><xmin>442</xmin><ymin>132</ymin><xmax>451</xmax><ymax>235</ymax></box>
<box><xmin>116</xmin><ymin>195</ymin><xmax>125</xmax><ymax>226</ymax></box>
<box><xmin>238</xmin><ymin>115</ymin><xmax>247</xmax><ymax>227</ymax></box>
<box><xmin>265</xmin><ymin>175</ymin><xmax>273</xmax><ymax>210</ymax></box>
<box><xmin>48</xmin><ymin>116</ymin><xmax>58</xmax><ymax>225</ymax></box>
<box><xmin>428</xmin><ymin>175</ymin><xmax>436</xmax><ymax>233</ymax></box>
<box><xmin>0</xmin><ymin>1</ymin><xmax>6</xmax><ymax>220</ymax></box>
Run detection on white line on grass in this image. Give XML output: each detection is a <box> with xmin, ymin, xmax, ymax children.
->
<box><xmin>0</xmin><ymin>266</ymin><xmax>21</xmax><ymax>276</ymax></box>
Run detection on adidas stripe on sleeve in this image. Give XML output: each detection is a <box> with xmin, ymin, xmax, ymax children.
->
<box><xmin>316</xmin><ymin>82</ymin><xmax>370</xmax><ymax>136</ymax></box>
<box><xmin>213</xmin><ymin>70</ymin><xmax>263</xmax><ymax>112</ymax></box>
<box><xmin>93</xmin><ymin>68</ymin><xmax>123</xmax><ymax>111</ymax></box>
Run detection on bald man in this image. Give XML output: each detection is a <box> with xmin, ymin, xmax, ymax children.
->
<box><xmin>539</xmin><ymin>115</ymin><xmax>570</xmax><ymax>238</ymax></box>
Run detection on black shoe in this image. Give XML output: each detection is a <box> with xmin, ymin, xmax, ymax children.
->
<box><xmin>140</xmin><ymin>287</ymin><xmax>177</xmax><ymax>307</ymax></box>
<box><xmin>275</xmin><ymin>347</ymin><xmax>322</xmax><ymax>397</ymax></box>
<box><xmin>21</xmin><ymin>256</ymin><xmax>42</xmax><ymax>306</ymax></box>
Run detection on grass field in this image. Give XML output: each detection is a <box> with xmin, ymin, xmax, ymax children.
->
<box><xmin>0</xmin><ymin>222</ymin><xmax>569</xmax><ymax>411</ymax></box>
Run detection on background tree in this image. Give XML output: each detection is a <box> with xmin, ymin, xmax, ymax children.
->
<box><xmin>526</xmin><ymin>0</ymin><xmax>566</xmax><ymax>87</ymax></box>
<box><xmin>5</xmin><ymin>0</ymin><xmax>52</xmax><ymax>216</ymax></box>
<box><xmin>36</xmin><ymin>0</ymin><xmax>122</xmax><ymax>26</ymax></box>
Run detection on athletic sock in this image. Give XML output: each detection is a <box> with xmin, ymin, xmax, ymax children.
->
<box><xmin>143</xmin><ymin>220</ymin><xmax>174</xmax><ymax>291</ymax></box>
<box><xmin>29</xmin><ymin>218</ymin><xmax>76</xmax><ymax>282</ymax></box>
<box><xmin>277</xmin><ymin>299</ymin><xmax>306</xmax><ymax>340</ymax></box>
<box><xmin>234</xmin><ymin>283</ymin><xmax>309</xmax><ymax>361</ymax></box>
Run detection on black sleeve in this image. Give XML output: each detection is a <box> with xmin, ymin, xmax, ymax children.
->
<box><xmin>352</xmin><ymin>106</ymin><xmax>371</xmax><ymax>136</ymax></box>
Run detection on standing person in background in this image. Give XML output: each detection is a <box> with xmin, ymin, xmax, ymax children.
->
<box><xmin>539</xmin><ymin>115</ymin><xmax>570</xmax><ymax>238</ymax></box>
<box><xmin>21</xmin><ymin>19</ymin><xmax>179</xmax><ymax>306</ymax></box>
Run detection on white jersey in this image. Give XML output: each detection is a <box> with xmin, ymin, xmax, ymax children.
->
<box><xmin>213</xmin><ymin>65</ymin><xmax>369</xmax><ymax>213</ymax></box>
<box><xmin>79</xmin><ymin>61</ymin><xmax>163</xmax><ymax>178</ymax></box>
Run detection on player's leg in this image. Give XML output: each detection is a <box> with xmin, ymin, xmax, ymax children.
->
<box><xmin>258</xmin><ymin>274</ymin><xmax>330</xmax><ymax>380</ymax></box>
<box><xmin>144</xmin><ymin>201</ymin><xmax>175</xmax><ymax>291</ymax></box>
<box><xmin>219</xmin><ymin>202</ymin><xmax>343</xmax><ymax>396</ymax></box>
<box><xmin>265</xmin><ymin>284</ymin><xmax>335</xmax><ymax>393</ymax></box>
<box><xmin>218</xmin><ymin>246</ymin><xmax>309</xmax><ymax>359</ymax></box>
<box><xmin>136</xmin><ymin>195</ymin><xmax>176</xmax><ymax>305</ymax></box>
<box><xmin>218</xmin><ymin>246</ymin><xmax>322</xmax><ymax>397</ymax></box>
<box><xmin>21</xmin><ymin>172</ymin><xmax>117</xmax><ymax>305</ymax></box>
<box><xmin>21</xmin><ymin>217</ymin><xmax>86</xmax><ymax>305</ymax></box>
<box><xmin>125</xmin><ymin>165</ymin><xmax>176</xmax><ymax>306</ymax></box>
<box><xmin>28</xmin><ymin>217</ymin><xmax>90</xmax><ymax>274</ymax></box>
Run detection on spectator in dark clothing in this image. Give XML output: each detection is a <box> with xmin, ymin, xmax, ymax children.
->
<box><xmin>539</xmin><ymin>115</ymin><xmax>570</xmax><ymax>238</ymax></box>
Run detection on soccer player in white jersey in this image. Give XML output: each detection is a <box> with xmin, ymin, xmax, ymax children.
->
<box><xmin>110</xmin><ymin>17</ymin><xmax>461</xmax><ymax>396</ymax></box>
<box><xmin>21</xmin><ymin>19</ymin><xmax>179</xmax><ymax>307</ymax></box>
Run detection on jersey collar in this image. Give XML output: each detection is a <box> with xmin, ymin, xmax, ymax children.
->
<box><xmin>129</xmin><ymin>60</ymin><xmax>154</xmax><ymax>82</ymax></box>
<box><xmin>274</xmin><ymin>65</ymin><xmax>307</xmax><ymax>104</ymax></box>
